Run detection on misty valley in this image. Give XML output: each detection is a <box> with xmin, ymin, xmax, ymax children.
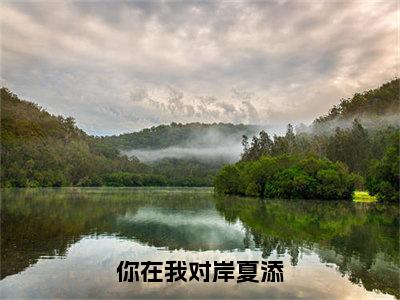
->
<box><xmin>1</xmin><ymin>79</ymin><xmax>398</xmax><ymax>202</ymax></box>
<box><xmin>1</xmin><ymin>1</ymin><xmax>398</xmax><ymax>299</ymax></box>
<box><xmin>1</xmin><ymin>80</ymin><xmax>399</xmax><ymax>299</ymax></box>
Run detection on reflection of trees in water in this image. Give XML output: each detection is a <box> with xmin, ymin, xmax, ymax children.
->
<box><xmin>215</xmin><ymin>195</ymin><xmax>399</xmax><ymax>298</ymax></box>
<box><xmin>2</xmin><ymin>188</ymin><xmax>399</xmax><ymax>298</ymax></box>
<box><xmin>1</xmin><ymin>189</ymin><xmax>136</xmax><ymax>279</ymax></box>
<box><xmin>1</xmin><ymin>188</ymin><xmax>214</xmax><ymax>279</ymax></box>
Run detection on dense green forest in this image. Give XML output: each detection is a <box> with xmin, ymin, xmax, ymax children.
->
<box><xmin>101</xmin><ymin>122</ymin><xmax>258</xmax><ymax>186</ymax></box>
<box><xmin>216</xmin><ymin>79</ymin><xmax>399</xmax><ymax>201</ymax></box>
<box><xmin>0</xmin><ymin>88</ymin><xmax>251</xmax><ymax>187</ymax></box>
<box><xmin>215</xmin><ymin>155</ymin><xmax>358</xmax><ymax>200</ymax></box>
<box><xmin>1</xmin><ymin>79</ymin><xmax>399</xmax><ymax>198</ymax></box>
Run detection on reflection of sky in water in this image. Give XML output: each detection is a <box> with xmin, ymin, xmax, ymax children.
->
<box><xmin>0</xmin><ymin>236</ymin><xmax>393</xmax><ymax>299</ymax></box>
<box><xmin>1</xmin><ymin>188</ymin><xmax>398</xmax><ymax>299</ymax></box>
<box><xmin>120</xmin><ymin>207</ymin><xmax>243</xmax><ymax>229</ymax></box>
<box><xmin>117</xmin><ymin>207</ymin><xmax>248</xmax><ymax>250</ymax></box>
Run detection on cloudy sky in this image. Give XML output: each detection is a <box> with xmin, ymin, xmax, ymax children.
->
<box><xmin>1</xmin><ymin>1</ymin><xmax>397</xmax><ymax>135</ymax></box>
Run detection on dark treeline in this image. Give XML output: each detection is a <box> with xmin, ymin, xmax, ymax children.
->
<box><xmin>81</xmin><ymin>158</ymin><xmax>222</xmax><ymax>187</ymax></box>
<box><xmin>150</xmin><ymin>157</ymin><xmax>224</xmax><ymax>186</ymax></box>
<box><xmin>216</xmin><ymin>79</ymin><xmax>399</xmax><ymax>201</ymax></box>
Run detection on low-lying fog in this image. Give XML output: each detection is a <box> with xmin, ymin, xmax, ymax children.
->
<box><xmin>122</xmin><ymin>115</ymin><xmax>399</xmax><ymax>163</ymax></box>
<box><xmin>123</xmin><ymin>144</ymin><xmax>243</xmax><ymax>162</ymax></box>
<box><xmin>122</xmin><ymin>125</ymin><xmax>266</xmax><ymax>162</ymax></box>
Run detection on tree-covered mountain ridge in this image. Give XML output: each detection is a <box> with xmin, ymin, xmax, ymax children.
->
<box><xmin>1</xmin><ymin>78</ymin><xmax>398</xmax><ymax>189</ymax></box>
<box><xmin>313</xmin><ymin>78</ymin><xmax>399</xmax><ymax>127</ymax></box>
<box><xmin>2</xmin><ymin>78</ymin><xmax>397</xmax><ymax>150</ymax></box>
<box><xmin>1</xmin><ymin>88</ymin><xmax>153</xmax><ymax>187</ymax></box>
<box><xmin>104</xmin><ymin>78</ymin><xmax>399</xmax><ymax>150</ymax></box>
<box><xmin>101</xmin><ymin>122</ymin><xmax>260</xmax><ymax>150</ymax></box>
<box><xmin>0</xmin><ymin>88</ymin><xmax>257</xmax><ymax>187</ymax></box>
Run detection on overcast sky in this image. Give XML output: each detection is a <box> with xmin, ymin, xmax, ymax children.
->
<box><xmin>1</xmin><ymin>0</ymin><xmax>397</xmax><ymax>135</ymax></box>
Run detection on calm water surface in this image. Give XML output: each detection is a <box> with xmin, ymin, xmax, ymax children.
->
<box><xmin>1</xmin><ymin>187</ymin><xmax>399</xmax><ymax>299</ymax></box>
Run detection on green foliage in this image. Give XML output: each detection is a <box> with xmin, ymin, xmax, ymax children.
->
<box><xmin>239</xmin><ymin>78</ymin><xmax>399</xmax><ymax>201</ymax></box>
<box><xmin>214</xmin><ymin>165</ymin><xmax>241</xmax><ymax>194</ymax></box>
<box><xmin>366</xmin><ymin>134</ymin><xmax>400</xmax><ymax>202</ymax></box>
<box><xmin>100</xmin><ymin>172</ymin><xmax>167</xmax><ymax>187</ymax></box>
<box><xmin>215</xmin><ymin>155</ymin><xmax>356</xmax><ymax>200</ymax></box>
<box><xmin>2</xmin><ymin>78</ymin><xmax>399</xmax><ymax>191</ymax></box>
<box><xmin>0</xmin><ymin>88</ymin><xmax>149</xmax><ymax>187</ymax></box>
<box><xmin>242</xmin><ymin>120</ymin><xmax>398</xmax><ymax>176</ymax></box>
<box><xmin>353</xmin><ymin>191</ymin><xmax>376</xmax><ymax>202</ymax></box>
<box><xmin>150</xmin><ymin>157</ymin><xmax>221</xmax><ymax>186</ymax></box>
<box><xmin>0</xmin><ymin>88</ymin><xmax>229</xmax><ymax>187</ymax></box>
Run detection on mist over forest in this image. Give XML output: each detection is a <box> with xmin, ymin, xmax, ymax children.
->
<box><xmin>121</xmin><ymin>127</ymin><xmax>258</xmax><ymax>162</ymax></box>
<box><xmin>123</xmin><ymin>145</ymin><xmax>242</xmax><ymax>163</ymax></box>
<box><xmin>101</xmin><ymin>79</ymin><xmax>399</xmax><ymax>165</ymax></box>
<box><xmin>104</xmin><ymin>122</ymin><xmax>262</xmax><ymax>163</ymax></box>
<box><xmin>1</xmin><ymin>78</ymin><xmax>399</xmax><ymax>192</ymax></box>
<box><xmin>119</xmin><ymin>112</ymin><xmax>399</xmax><ymax>163</ymax></box>
<box><xmin>1</xmin><ymin>3</ymin><xmax>398</xmax><ymax>300</ymax></box>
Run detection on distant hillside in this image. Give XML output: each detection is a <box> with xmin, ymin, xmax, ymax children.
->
<box><xmin>102</xmin><ymin>122</ymin><xmax>259</xmax><ymax>150</ymax></box>
<box><xmin>0</xmin><ymin>88</ymin><xmax>244</xmax><ymax>187</ymax></box>
<box><xmin>314</xmin><ymin>78</ymin><xmax>399</xmax><ymax>125</ymax></box>
<box><xmin>104</xmin><ymin>79</ymin><xmax>399</xmax><ymax>152</ymax></box>
<box><xmin>2</xmin><ymin>78</ymin><xmax>398</xmax><ymax>188</ymax></box>
<box><xmin>0</xmin><ymin>88</ymin><xmax>152</xmax><ymax>187</ymax></box>
<box><xmin>1</xmin><ymin>88</ymin><xmax>86</xmax><ymax>142</ymax></box>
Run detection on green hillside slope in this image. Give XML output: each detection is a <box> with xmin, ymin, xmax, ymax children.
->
<box><xmin>0</xmin><ymin>88</ymin><xmax>152</xmax><ymax>187</ymax></box>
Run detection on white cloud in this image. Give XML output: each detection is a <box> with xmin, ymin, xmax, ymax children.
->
<box><xmin>0</xmin><ymin>1</ymin><xmax>397</xmax><ymax>135</ymax></box>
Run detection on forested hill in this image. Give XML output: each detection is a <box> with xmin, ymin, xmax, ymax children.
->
<box><xmin>0</xmin><ymin>88</ymin><xmax>123</xmax><ymax>158</ymax></box>
<box><xmin>102</xmin><ymin>123</ymin><xmax>259</xmax><ymax>150</ymax></box>
<box><xmin>104</xmin><ymin>79</ymin><xmax>399</xmax><ymax>151</ymax></box>
<box><xmin>314</xmin><ymin>78</ymin><xmax>399</xmax><ymax>125</ymax></box>
<box><xmin>0</xmin><ymin>88</ymin><xmax>154</xmax><ymax>187</ymax></box>
<box><xmin>0</xmin><ymin>88</ymin><xmax>257</xmax><ymax>187</ymax></box>
<box><xmin>1</xmin><ymin>78</ymin><xmax>398</xmax><ymax>189</ymax></box>
<box><xmin>1</xmin><ymin>88</ymin><xmax>86</xmax><ymax>142</ymax></box>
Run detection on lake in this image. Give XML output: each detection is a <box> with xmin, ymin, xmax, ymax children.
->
<box><xmin>1</xmin><ymin>187</ymin><xmax>399</xmax><ymax>299</ymax></box>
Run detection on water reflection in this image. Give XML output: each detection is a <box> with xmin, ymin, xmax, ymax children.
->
<box><xmin>1</xmin><ymin>188</ymin><xmax>398</xmax><ymax>299</ymax></box>
<box><xmin>215</xmin><ymin>195</ymin><xmax>399</xmax><ymax>298</ymax></box>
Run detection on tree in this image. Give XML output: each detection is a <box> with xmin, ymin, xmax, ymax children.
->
<box><xmin>214</xmin><ymin>165</ymin><xmax>241</xmax><ymax>195</ymax></box>
<box><xmin>366</xmin><ymin>135</ymin><xmax>399</xmax><ymax>202</ymax></box>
